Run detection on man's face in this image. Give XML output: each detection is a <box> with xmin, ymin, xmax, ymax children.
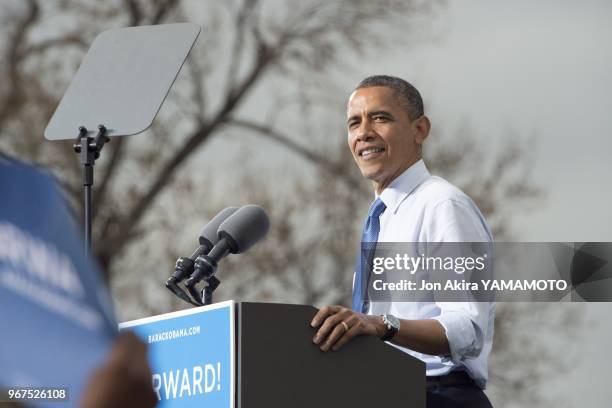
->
<box><xmin>347</xmin><ymin>86</ymin><xmax>426</xmax><ymax>192</ymax></box>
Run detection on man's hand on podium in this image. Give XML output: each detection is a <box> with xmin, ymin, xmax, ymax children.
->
<box><xmin>80</xmin><ymin>332</ymin><xmax>157</xmax><ymax>408</ymax></box>
<box><xmin>310</xmin><ymin>305</ymin><xmax>386</xmax><ymax>352</ymax></box>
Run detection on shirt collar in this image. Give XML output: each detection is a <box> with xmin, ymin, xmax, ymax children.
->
<box><xmin>376</xmin><ymin>159</ymin><xmax>431</xmax><ymax>214</ymax></box>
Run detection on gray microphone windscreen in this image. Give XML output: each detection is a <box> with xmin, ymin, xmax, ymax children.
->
<box><xmin>218</xmin><ymin>205</ymin><xmax>270</xmax><ymax>253</ymax></box>
<box><xmin>199</xmin><ymin>207</ymin><xmax>240</xmax><ymax>249</ymax></box>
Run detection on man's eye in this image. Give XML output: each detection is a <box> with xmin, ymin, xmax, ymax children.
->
<box><xmin>373</xmin><ymin>116</ymin><xmax>387</xmax><ymax>122</ymax></box>
<box><xmin>348</xmin><ymin>121</ymin><xmax>359</xmax><ymax>128</ymax></box>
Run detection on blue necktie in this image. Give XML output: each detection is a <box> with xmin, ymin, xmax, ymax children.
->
<box><xmin>352</xmin><ymin>198</ymin><xmax>387</xmax><ymax>313</ymax></box>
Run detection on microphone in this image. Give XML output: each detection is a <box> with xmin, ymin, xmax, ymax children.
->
<box><xmin>184</xmin><ymin>205</ymin><xmax>270</xmax><ymax>302</ymax></box>
<box><xmin>197</xmin><ymin>206</ymin><xmax>241</xmax><ymax>253</ymax></box>
<box><xmin>165</xmin><ymin>207</ymin><xmax>239</xmax><ymax>305</ymax></box>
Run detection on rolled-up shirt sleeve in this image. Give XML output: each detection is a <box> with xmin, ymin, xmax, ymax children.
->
<box><xmin>424</xmin><ymin>198</ymin><xmax>494</xmax><ymax>363</ymax></box>
<box><xmin>432</xmin><ymin>302</ymin><xmax>488</xmax><ymax>363</ymax></box>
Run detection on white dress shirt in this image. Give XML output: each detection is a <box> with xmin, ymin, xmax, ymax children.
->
<box><xmin>363</xmin><ymin>159</ymin><xmax>495</xmax><ymax>389</ymax></box>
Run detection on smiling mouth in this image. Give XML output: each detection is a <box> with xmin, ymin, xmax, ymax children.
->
<box><xmin>359</xmin><ymin>147</ymin><xmax>385</xmax><ymax>159</ymax></box>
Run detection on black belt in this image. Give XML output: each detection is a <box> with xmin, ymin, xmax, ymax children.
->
<box><xmin>426</xmin><ymin>371</ymin><xmax>476</xmax><ymax>388</ymax></box>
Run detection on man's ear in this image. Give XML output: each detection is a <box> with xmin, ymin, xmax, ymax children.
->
<box><xmin>414</xmin><ymin>116</ymin><xmax>431</xmax><ymax>145</ymax></box>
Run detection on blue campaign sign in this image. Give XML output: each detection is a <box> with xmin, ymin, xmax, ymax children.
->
<box><xmin>0</xmin><ymin>156</ymin><xmax>117</xmax><ymax>406</ymax></box>
<box><xmin>119</xmin><ymin>301</ymin><xmax>235</xmax><ymax>408</ymax></box>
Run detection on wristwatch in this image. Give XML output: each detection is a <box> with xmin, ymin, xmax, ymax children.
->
<box><xmin>381</xmin><ymin>313</ymin><xmax>400</xmax><ymax>341</ymax></box>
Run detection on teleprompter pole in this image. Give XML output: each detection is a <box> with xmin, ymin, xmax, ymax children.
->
<box><xmin>73</xmin><ymin>125</ymin><xmax>109</xmax><ymax>255</ymax></box>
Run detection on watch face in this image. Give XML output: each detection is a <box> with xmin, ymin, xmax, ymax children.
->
<box><xmin>382</xmin><ymin>315</ymin><xmax>391</xmax><ymax>329</ymax></box>
<box><xmin>387</xmin><ymin>314</ymin><xmax>400</xmax><ymax>330</ymax></box>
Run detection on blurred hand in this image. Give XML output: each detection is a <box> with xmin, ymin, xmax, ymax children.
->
<box><xmin>80</xmin><ymin>331</ymin><xmax>157</xmax><ymax>408</ymax></box>
<box><xmin>310</xmin><ymin>305</ymin><xmax>385</xmax><ymax>352</ymax></box>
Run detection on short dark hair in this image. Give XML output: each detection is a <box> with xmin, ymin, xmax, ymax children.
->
<box><xmin>354</xmin><ymin>75</ymin><xmax>424</xmax><ymax>120</ymax></box>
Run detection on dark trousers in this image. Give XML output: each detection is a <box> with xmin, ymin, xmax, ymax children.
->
<box><xmin>426</xmin><ymin>371</ymin><xmax>493</xmax><ymax>408</ymax></box>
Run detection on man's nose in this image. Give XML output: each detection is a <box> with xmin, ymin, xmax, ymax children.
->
<box><xmin>355</xmin><ymin>120</ymin><xmax>375</xmax><ymax>141</ymax></box>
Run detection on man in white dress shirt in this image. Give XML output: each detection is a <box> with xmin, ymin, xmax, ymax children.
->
<box><xmin>310</xmin><ymin>75</ymin><xmax>494</xmax><ymax>407</ymax></box>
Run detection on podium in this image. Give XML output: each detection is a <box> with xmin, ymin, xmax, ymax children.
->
<box><xmin>120</xmin><ymin>301</ymin><xmax>425</xmax><ymax>407</ymax></box>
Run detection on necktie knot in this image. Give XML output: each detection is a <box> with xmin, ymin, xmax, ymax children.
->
<box><xmin>368</xmin><ymin>198</ymin><xmax>386</xmax><ymax>219</ymax></box>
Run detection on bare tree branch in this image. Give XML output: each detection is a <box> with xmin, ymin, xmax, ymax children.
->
<box><xmin>98</xmin><ymin>40</ymin><xmax>277</xmax><ymax>265</ymax></box>
<box><xmin>225</xmin><ymin>117</ymin><xmax>367</xmax><ymax>193</ymax></box>
<box><xmin>0</xmin><ymin>0</ymin><xmax>40</xmax><ymax>132</ymax></box>
<box><xmin>123</xmin><ymin>0</ymin><xmax>143</xmax><ymax>25</ymax></box>
<box><xmin>92</xmin><ymin>137</ymin><xmax>124</xmax><ymax>219</ymax></box>
<box><xmin>224</xmin><ymin>0</ymin><xmax>260</xmax><ymax>96</ymax></box>
<box><xmin>150</xmin><ymin>0</ymin><xmax>180</xmax><ymax>24</ymax></box>
<box><xmin>20</xmin><ymin>34</ymin><xmax>88</xmax><ymax>56</ymax></box>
